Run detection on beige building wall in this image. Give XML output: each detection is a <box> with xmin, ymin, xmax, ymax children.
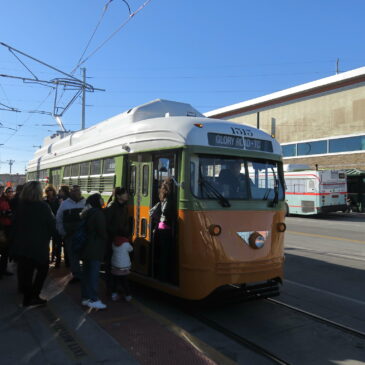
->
<box><xmin>221</xmin><ymin>83</ymin><xmax>365</xmax><ymax>144</ymax></box>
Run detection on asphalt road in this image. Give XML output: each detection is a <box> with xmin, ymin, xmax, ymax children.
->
<box><xmin>282</xmin><ymin>213</ymin><xmax>365</xmax><ymax>332</ymax></box>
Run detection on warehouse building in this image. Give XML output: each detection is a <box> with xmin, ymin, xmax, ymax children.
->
<box><xmin>205</xmin><ymin>66</ymin><xmax>365</xmax><ymax>171</ymax></box>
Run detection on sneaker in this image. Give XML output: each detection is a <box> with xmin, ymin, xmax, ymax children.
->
<box><xmin>125</xmin><ymin>295</ymin><xmax>132</xmax><ymax>302</ymax></box>
<box><xmin>111</xmin><ymin>293</ymin><xmax>120</xmax><ymax>302</ymax></box>
<box><xmin>87</xmin><ymin>300</ymin><xmax>107</xmax><ymax>309</ymax></box>
<box><xmin>81</xmin><ymin>299</ymin><xmax>90</xmax><ymax>306</ymax></box>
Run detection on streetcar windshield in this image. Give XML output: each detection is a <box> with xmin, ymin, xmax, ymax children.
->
<box><xmin>190</xmin><ymin>155</ymin><xmax>285</xmax><ymax>201</ymax></box>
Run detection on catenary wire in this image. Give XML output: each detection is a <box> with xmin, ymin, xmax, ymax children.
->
<box><xmin>73</xmin><ymin>0</ymin><xmax>153</xmax><ymax>71</ymax></box>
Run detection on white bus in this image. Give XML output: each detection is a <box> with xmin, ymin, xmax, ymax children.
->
<box><xmin>284</xmin><ymin>164</ymin><xmax>347</xmax><ymax>215</ymax></box>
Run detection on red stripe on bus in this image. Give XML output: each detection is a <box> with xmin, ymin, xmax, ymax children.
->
<box><xmin>288</xmin><ymin>205</ymin><xmax>320</xmax><ymax>208</ymax></box>
<box><xmin>285</xmin><ymin>174</ymin><xmax>320</xmax><ymax>180</ymax></box>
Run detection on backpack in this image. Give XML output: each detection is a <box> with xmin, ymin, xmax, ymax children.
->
<box><xmin>63</xmin><ymin>208</ymin><xmax>83</xmax><ymax>236</ymax></box>
<box><xmin>71</xmin><ymin>218</ymin><xmax>88</xmax><ymax>255</ymax></box>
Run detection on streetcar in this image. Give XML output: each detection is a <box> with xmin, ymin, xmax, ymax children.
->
<box><xmin>284</xmin><ymin>164</ymin><xmax>347</xmax><ymax>216</ymax></box>
<box><xmin>27</xmin><ymin>99</ymin><xmax>286</xmax><ymax>300</ymax></box>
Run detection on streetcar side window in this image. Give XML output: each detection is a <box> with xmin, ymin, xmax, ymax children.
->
<box><xmin>71</xmin><ymin>164</ymin><xmax>79</xmax><ymax>177</ymax></box>
<box><xmin>142</xmin><ymin>164</ymin><xmax>149</xmax><ymax>196</ymax></box>
<box><xmin>129</xmin><ymin>165</ymin><xmax>136</xmax><ymax>196</ymax></box>
<box><xmin>90</xmin><ymin>160</ymin><xmax>101</xmax><ymax>175</ymax></box>
<box><xmin>103</xmin><ymin>158</ymin><xmax>115</xmax><ymax>174</ymax></box>
<box><xmin>64</xmin><ymin>165</ymin><xmax>71</xmax><ymax>177</ymax></box>
<box><xmin>80</xmin><ymin>162</ymin><xmax>89</xmax><ymax>176</ymax></box>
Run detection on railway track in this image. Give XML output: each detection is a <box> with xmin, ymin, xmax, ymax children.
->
<box><xmin>186</xmin><ymin>289</ymin><xmax>365</xmax><ymax>365</ymax></box>
<box><xmin>266</xmin><ymin>297</ymin><xmax>365</xmax><ymax>339</ymax></box>
<box><xmin>190</xmin><ymin>311</ymin><xmax>291</xmax><ymax>365</ymax></box>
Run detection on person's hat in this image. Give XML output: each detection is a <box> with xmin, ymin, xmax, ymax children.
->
<box><xmin>114</xmin><ymin>236</ymin><xmax>129</xmax><ymax>246</ymax></box>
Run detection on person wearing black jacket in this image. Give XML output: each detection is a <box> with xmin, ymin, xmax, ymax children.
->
<box><xmin>11</xmin><ymin>181</ymin><xmax>57</xmax><ymax>307</ymax></box>
<box><xmin>104</xmin><ymin>187</ymin><xmax>130</xmax><ymax>296</ymax></box>
<box><xmin>149</xmin><ymin>178</ymin><xmax>176</xmax><ymax>283</ymax></box>
<box><xmin>44</xmin><ymin>184</ymin><xmax>62</xmax><ymax>267</ymax></box>
<box><xmin>0</xmin><ymin>186</ymin><xmax>14</xmax><ymax>278</ymax></box>
<box><xmin>80</xmin><ymin>193</ymin><xmax>108</xmax><ymax>309</ymax></box>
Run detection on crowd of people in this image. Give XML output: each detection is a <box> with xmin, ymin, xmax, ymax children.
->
<box><xmin>0</xmin><ymin>177</ymin><xmax>175</xmax><ymax>309</ymax></box>
<box><xmin>0</xmin><ymin>182</ymin><xmax>136</xmax><ymax>310</ymax></box>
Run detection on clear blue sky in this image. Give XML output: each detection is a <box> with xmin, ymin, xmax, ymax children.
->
<box><xmin>0</xmin><ymin>0</ymin><xmax>364</xmax><ymax>174</ymax></box>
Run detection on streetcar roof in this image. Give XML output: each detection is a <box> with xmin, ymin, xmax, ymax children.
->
<box><xmin>27</xmin><ymin>99</ymin><xmax>282</xmax><ymax>171</ymax></box>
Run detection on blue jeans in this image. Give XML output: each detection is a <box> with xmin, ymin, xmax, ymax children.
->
<box><xmin>81</xmin><ymin>260</ymin><xmax>101</xmax><ymax>301</ymax></box>
<box><xmin>65</xmin><ymin>236</ymin><xmax>81</xmax><ymax>279</ymax></box>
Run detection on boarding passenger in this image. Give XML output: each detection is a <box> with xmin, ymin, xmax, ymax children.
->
<box><xmin>58</xmin><ymin>185</ymin><xmax>70</xmax><ymax>203</ymax></box>
<box><xmin>0</xmin><ymin>186</ymin><xmax>14</xmax><ymax>278</ymax></box>
<box><xmin>56</xmin><ymin>185</ymin><xmax>85</xmax><ymax>282</ymax></box>
<box><xmin>9</xmin><ymin>184</ymin><xmax>24</xmax><ymax>214</ymax></box>
<box><xmin>80</xmin><ymin>193</ymin><xmax>108</xmax><ymax>309</ymax></box>
<box><xmin>106</xmin><ymin>187</ymin><xmax>116</xmax><ymax>207</ymax></box>
<box><xmin>105</xmin><ymin>187</ymin><xmax>132</xmax><ymax>300</ymax></box>
<box><xmin>110</xmin><ymin>236</ymin><xmax>133</xmax><ymax>302</ymax></box>
<box><xmin>149</xmin><ymin>177</ymin><xmax>175</xmax><ymax>283</ymax></box>
<box><xmin>57</xmin><ymin>185</ymin><xmax>70</xmax><ymax>266</ymax></box>
<box><xmin>44</xmin><ymin>185</ymin><xmax>62</xmax><ymax>267</ymax></box>
<box><xmin>10</xmin><ymin>181</ymin><xmax>56</xmax><ymax>306</ymax></box>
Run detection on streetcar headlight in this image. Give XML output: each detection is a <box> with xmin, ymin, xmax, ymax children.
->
<box><xmin>209</xmin><ymin>224</ymin><xmax>222</xmax><ymax>236</ymax></box>
<box><xmin>277</xmin><ymin>222</ymin><xmax>286</xmax><ymax>232</ymax></box>
<box><xmin>249</xmin><ymin>232</ymin><xmax>265</xmax><ymax>249</ymax></box>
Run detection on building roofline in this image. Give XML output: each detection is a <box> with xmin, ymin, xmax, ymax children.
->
<box><xmin>205</xmin><ymin>66</ymin><xmax>365</xmax><ymax>119</ymax></box>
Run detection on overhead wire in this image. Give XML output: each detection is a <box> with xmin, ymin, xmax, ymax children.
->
<box><xmin>57</xmin><ymin>0</ymin><xmax>132</xmax><ymax>115</ymax></box>
<box><xmin>72</xmin><ymin>0</ymin><xmax>115</xmax><ymax>74</ymax></box>
<box><xmin>1</xmin><ymin>88</ymin><xmax>53</xmax><ymax>145</ymax></box>
<box><xmin>57</xmin><ymin>0</ymin><xmax>149</xmax><ymax>122</ymax></box>
<box><xmin>1</xmin><ymin>0</ymin><xmax>151</xmax><ymax>159</ymax></box>
<box><xmin>73</xmin><ymin>0</ymin><xmax>153</xmax><ymax>71</ymax></box>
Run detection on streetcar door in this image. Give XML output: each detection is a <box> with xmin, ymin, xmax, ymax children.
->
<box><xmin>128</xmin><ymin>154</ymin><xmax>153</xmax><ymax>276</ymax></box>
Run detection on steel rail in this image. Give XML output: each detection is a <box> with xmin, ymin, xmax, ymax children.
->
<box><xmin>191</xmin><ymin>312</ymin><xmax>291</xmax><ymax>365</ymax></box>
<box><xmin>266</xmin><ymin>298</ymin><xmax>365</xmax><ymax>339</ymax></box>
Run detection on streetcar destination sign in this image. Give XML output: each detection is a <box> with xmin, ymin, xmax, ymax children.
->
<box><xmin>208</xmin><ymin>133</ymin><xmax>273</xmax><ymax>152</ymax></box>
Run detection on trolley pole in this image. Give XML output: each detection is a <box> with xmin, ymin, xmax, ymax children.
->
<box><xmin>81</xmin><ymin>67</ymin><xmax>86</xmax><ymax>130</ymax></box>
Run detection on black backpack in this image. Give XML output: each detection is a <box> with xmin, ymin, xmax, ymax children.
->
<box><xmin>71</xmin><ymin>218</ymin><xmax>88</xmax><ymax>255</ymax></box>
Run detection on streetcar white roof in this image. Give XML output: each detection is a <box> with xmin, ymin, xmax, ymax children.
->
<box><xmin>27</xmin><ymin>99</ymin><xmax>281</xmax><ymax>172</ymax></box>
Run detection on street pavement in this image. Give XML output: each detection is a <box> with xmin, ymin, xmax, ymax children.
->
<box><xmin>0</xmin><ymin>263</ymin><xmax>138</xmax><ymax>365</ymax></box>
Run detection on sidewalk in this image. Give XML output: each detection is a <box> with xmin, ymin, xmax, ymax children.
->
<box><xmin>0</xmin><ymin>263</ymin><xmax>138</xmax><ymax>365</ymax></box>
<box><xmin>0</xmin><ymin>263</ymin><xmax>224</xmax><ymax>365</ymax></box>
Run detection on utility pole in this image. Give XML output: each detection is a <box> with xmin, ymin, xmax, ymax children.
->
<box><xmin>7</xmin><ymin>159</ymin><xmax>15</xmax><ymax>174</ymax></box>
<box><xmin>81</xmin><ymin>67</ymin><xmax>86</xmax><ymax>130</ymax></box>
<box><xmin>336</xmin><ymin>58</ymin><xmax>340</xmax><ymax>74</ymax></box>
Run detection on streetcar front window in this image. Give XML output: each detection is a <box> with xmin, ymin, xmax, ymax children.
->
<box><xmin>190</xmin><ymin>155</ymin><xmax>284</xmax><ymax>201</ymax></box>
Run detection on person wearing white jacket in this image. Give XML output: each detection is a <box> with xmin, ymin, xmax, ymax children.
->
<box><xmin>111</xmin><ymin>236</ymin><xmax>133</xmax><ymax>302</ymax></box>
<box><xmin>55</xmin><ymin>185</ymin><xmax>85</xmax><ymax>282</ymax></box>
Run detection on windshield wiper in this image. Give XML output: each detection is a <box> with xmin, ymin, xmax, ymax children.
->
<box><xmin>199</xmin><ymin>176</ymin><xmax>231</xmax><ymax>208</ymax></box>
